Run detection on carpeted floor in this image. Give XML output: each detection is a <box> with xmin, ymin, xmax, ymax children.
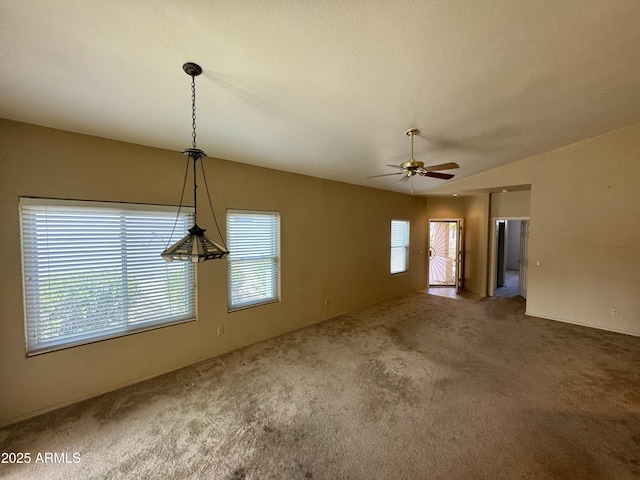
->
<box><xmin>1</xmin><ymin>292</ymin><xmax>639</xmax><ymax>479</ymax></box>
<box><xmin>494</xmin><ymin>269</ymin><xmax>520</xmax><ymax>298</ymax></box>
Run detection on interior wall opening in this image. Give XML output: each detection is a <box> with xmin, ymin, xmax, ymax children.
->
<box><xmin>491</xmin><ymin>218</ymin><xmax>529</xmax><ymax>299</ymax></box>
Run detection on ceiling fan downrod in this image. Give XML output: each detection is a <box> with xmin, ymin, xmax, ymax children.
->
<box><xmin>402</xmin><ymin>129</ymin><xmax>422</xmax><ymax>170</ymax></box>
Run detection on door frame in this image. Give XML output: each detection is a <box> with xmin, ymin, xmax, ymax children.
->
<box><xmin>428</xmin><ymin>218</ymin><xmax>463</xmax><ymax>292</ymax></box>
<box><xmin>488</xmin><ymin>216</ymin><xmax>530</xmax><ymax>297</ymax></box>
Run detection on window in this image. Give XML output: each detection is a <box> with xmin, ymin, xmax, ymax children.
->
<box><xmin>227</xmin><ymin>210</ymin><xmax>280</xmax><ymax>311</ymax></box>
<box><xmin>20</xmin><ymin>198</ymin><xmax>195</xmax><ymax>355</ymax></box>
<box><xmin>390</xmin><ymin>219</ymin><xmax>410</xmax><ymax>274</ymax></box>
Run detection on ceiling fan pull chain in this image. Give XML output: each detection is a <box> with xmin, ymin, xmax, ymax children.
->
<box><xmin>191</xmin><ymin>75</ymin><xmax>197</xmax><ymax>149</ymax></box>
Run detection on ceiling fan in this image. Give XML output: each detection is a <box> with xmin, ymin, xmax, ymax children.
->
<box><xmin>368</xmin><ymin>129</ymin><xmax>459</xmax><ymax>183</ymax></box>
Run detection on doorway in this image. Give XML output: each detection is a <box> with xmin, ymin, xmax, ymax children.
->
<box><xmin>428</xmin><ymin>220</ymin><xmax>462</xmax><ymax>292</ymax></box>
<box><xmin>491</xmin><ymin>218</ymin><xmax>529</xmax><ymax>298</ymax></box>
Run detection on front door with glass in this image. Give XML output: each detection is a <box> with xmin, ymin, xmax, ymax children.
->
<box><xmin>429</xmin><ymin>220</ymin><xmax>461</xmax><ymax>290</ymax></box>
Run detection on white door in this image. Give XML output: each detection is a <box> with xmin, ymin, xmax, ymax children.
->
<box><xmin>518</xmin><ymin>220</ymin><xmax>529</xmax><ymax>298</ymax></box>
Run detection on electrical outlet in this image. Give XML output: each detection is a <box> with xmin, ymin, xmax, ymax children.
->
<box><xmin>217</xmin><ymin>326</ymin><xmax>224</xmax><ymax>335</ymax></box>
<box><xmin>324</xmin><ymin>299</ymin><xmax>329</xmax><ymax>307</ymax></box>
<box><xmin>610</xmin><ymin>309</ymin><xmax>618</xmax><ymax>316</ymax></box>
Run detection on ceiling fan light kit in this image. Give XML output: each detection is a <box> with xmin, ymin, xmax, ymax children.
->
<box><xmin>161</xmin><ymin>63</ymin><xmax>229</xmax><ymax>263</ymax></box>
<box><xmin>367</xmin><ymin>128</ymin><xmax>460</xmax><ymax>187</ymax></box>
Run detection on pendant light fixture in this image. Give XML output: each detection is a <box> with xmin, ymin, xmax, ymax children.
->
<box><xmin>161</xmin><ymin>62</ymin><xmax>229</xmax><ymax>263</ymax></box>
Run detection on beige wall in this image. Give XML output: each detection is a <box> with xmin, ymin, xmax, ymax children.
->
<box><xmin>490</xmin><ymin>190</ymin><xmax>531</xmax><ymax>218</ymax></box>
<box><xmin>425</xmin><ymin>195</ymin><xmax>465</xmax><ymax>219</ymax></box>
<box><xmin>462</xmin><ymin>194</ymin><xmax>490</xmax><ymax>296</ymax></box>
<box><xmin>431</xmin><ymin>122</ymin><xmax>640</xmax><ymax>336</ymax></box>
<box><xmin>0</xmin><ymin>119</ymin><xmax>427</xmax><ymax>425</ymax></box>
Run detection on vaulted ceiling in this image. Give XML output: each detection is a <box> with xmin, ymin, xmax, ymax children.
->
<box><xmin>1</xmin><ymin>1</ymin><xmax>639</xmax><ymax>195</ymax></box>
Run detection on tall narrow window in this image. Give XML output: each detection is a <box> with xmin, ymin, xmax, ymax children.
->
<box><xmin>19</xmin><ymin>198</ymin><xmax>196</xmax><ymax>355</ymax></box>
<box><xmin>390</xmin><ymin>219</ymin><xmax>410</xmax><ymax>274</ymax></box>
<box><xmin>227</xmin><ymin>210</ymin><xmax>280</xmax><ymax>311</ymax></box>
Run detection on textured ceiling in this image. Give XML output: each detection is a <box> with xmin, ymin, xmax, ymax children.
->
<box><xmin>1</xmin><ymin>0</ymin><xmax>639</xmax><ymax>195</ymax></box>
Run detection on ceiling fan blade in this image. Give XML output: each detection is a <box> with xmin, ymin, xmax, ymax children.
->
<box><xmin>385</xmin><ymin>164</ymin><xmax>403</xmax><ymax>170</ymax></box>
<box><xmin>425</xmin><ymin>171</ymin><xmax>455</xmax><ymax>180</ymax></box>
<box><xmin>366</xmin><ymin>172</ymin><xmax>404</xmax><ymax>178</ymax></box>
<box><xmin>399</xmin><ymin>174</ymin><xmax>411</xmax><ymax>183</ymax></box>
<box><xmin>425</xmin><ymin>162</ymin><xmax>460</xmax><ymax>172</ymax></box>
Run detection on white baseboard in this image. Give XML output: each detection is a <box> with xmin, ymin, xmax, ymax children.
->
<box><xmin>525</xmin><ymin>310</ymin><xmax>640</xmax><ymax>338</ymax></box>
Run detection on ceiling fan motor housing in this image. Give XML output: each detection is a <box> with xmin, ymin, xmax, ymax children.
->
<box><xmin>401</xmin><ymin>160</ymin><xmax>424</xmax><ymax>170</ymax></box>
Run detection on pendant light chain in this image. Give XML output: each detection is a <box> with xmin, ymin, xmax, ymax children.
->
<box><xmin>190</xmin><ymin>73</ymin><xmax>199</xmax><ymax>223</ymax></box>
<box><xmin>191</xmin><ymin>75</ymin><xmax>197</xmax><ymax>149</ymax></box>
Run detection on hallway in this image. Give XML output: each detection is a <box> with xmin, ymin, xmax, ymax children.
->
<box><xmin>494</xmin><ymin>269</ymin><xmax>519</xmax><ymax>298</ymax></box>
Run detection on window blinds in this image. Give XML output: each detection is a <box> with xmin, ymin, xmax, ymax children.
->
<box><xmin>390</xmin><ymin>219</ymin><xmax>410</xmax><ymax>274</ymax></box>
<box><xmin>227</xmin><ymin>210</ymin><xmax>280</xmax><ymax>311</ymax></box>
<box><xmin>19</xmin><ymin>198</ymin><xmax>195</xmax><ymax>355</ymax></box>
